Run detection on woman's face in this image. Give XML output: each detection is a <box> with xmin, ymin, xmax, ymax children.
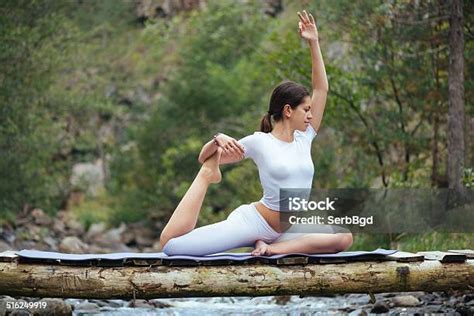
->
<box><xmin>290</xmin><ymin>96</ymin><xmax>312</xmax><ymax>132</ymax></box>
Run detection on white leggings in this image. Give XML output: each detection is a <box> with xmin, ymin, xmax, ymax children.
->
<box><xmin>162</xmin><ymin>203</ymin><xmax>334</xmax><ymax>256</ymax></box>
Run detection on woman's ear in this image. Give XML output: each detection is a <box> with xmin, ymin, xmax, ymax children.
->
<box><xmin>283</xmin><ymin>104</ymin><xmax>292</xmax><ymax>118</ymax></box>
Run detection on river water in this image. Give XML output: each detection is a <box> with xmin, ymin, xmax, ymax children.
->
<box><xmin>67</xmin><ymin>292</ymin><xmax>472</xmax><ymax>315</ymax></box>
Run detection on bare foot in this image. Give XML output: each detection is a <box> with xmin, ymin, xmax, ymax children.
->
<box><xmin>251</xmin><ymin>239</ymin><xmax>272</xmax><ymax>256</ymax></box>
<box><xmin>199</xmin><ymin>148</ymin><xmax>222</xmax><ymax>184</ymax></box>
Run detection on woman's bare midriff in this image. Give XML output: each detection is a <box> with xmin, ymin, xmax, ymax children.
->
<box><xmin>254</xmin><ymin>202</ymin><xmax>291</xmax><ymax>234</ymax></box>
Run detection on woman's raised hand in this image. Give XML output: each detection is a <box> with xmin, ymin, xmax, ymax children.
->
<box><xmin>297</xmin><ymin>10</ymin><xmax>318</xmax><ymax>42</ymax></box>
<box><xmin>215</xmin><ymin>133</ymin><xmax>245</xmax><ymax>159</ymax></box>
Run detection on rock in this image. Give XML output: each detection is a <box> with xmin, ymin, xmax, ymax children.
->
<box><xmin>89</xmin><ymin>299</ymin><xmax>111</xmax><ymax>308</ymax></box>
<box><xmin>52</xmin><ymin>218</ymin><xmax>66</xmax><ymax>235</ymax></box>
<box><xmin>348</xmin><ymin>309</ymin><xmax>367</xmax><ymax>316</ymax></box>
<box><xmin>391</xmin><ymin>295</ymin><xmax>422</xmax><ymax>307</ymax></box>
<box><xmin>456</xmin><ymin>305</ymin><xmax>474</xmax><ymax>316</ymax></box>
<box><xmin>151</xmin><ymin>240</ymin><xmax>162</xmax><ymax>251</ymax></box>
<box><xmin>64</xmin><ymin>217</ymin><xmax>85</xmax><ymax>236</ymax></box>
<box><xmin>59</xmin><ymin>236</ymin><xmax>89</xmax><ymax>254</ymax></box>
<box><xmin>67</xmin><ymin>221</ymin><xmax>85</xmax><ymax>236</ymax></box>
<box><xmin>416</xmin><ymin>305</ymin><xmax>444</xmax><ymax>313</ymax></box>
<box><xmin>42</xmin><ymin>236</ymin><xmax>58</xmax><ymax>249</ymax></box>
<box><xmin>448</xmin><ymin>296</ymin><xmax>459</xmax><ymax>306</ymax></box>
<box><xmin>122</xmin><ymin>222</ymin><xmax>160</xmax><ymax>249</ymax></box>
<box><xmin>105</xmin><ymin>300</ymin><xmax>126</xmax><ymax>308</ymax></box>
<box><xmin>93</xmin><ymin>223</ymin><xmax>126</xmax><ymax>249</ymax></box>
<box><xmin>420</xmin><ymin>293</ymin><xmax>437</xmax><ymax>303</ymax></box>
<box><xmin>55</xmin><ymin>211</ymin><xmax>85</xmax><ymax>235</ymax></box>
<box><xmin>370</xmin><ymin>301</ymin><xmax>390</xmax><ymax>314</ymax></box>
<box><xmin>121</xmin><ymin>230</ymin><xmax>136</xmax><ymax>246</ymax></box>
<box><xmin>143</xmin><ymin>240</ymin><xmax>162</xmax><ymax>252</ymax></box>
<box><xmin>0</xmin><ymin>240</ymin><xmax>11</xmax><ymax>252</ymax></box>
<box><xmin>401</xmin><ymin>291</ymin><xmax>425</xmax><ymax>297</ymax></box>
<box><xmin>135</xmin><ymin>0</ymin><xmax>205</xmax><ymax>21</ymax></box>
<box><xmin>87</xmin><ymin>245</ymin><xmax>108</xmax><ymax>253</ymax></box>
<box><xmin>464</xmin><ymin>294</ymin><xmax>474</xmax><ymax>303</ymax></box>
<box><xmin>136</xmin><ymin>235</ymin><xmax>154</xmax><ymax>247</ymax></box>
<box><xmin>29</xmin><ymin>240</ymin><xmax>55</xmax><ymax>251</ymax></box>
<box><xmin>0</xmin><ymin>225</ymin><xmax>16</xmax><ymax>244</ymax></box>
<box><xmin>31</xmin><ymin>209</ymin><xmax>52</xmax><ymax>226</ymax></box>
<box><xmin>85</xmin><ymin>222</ymin><xmax>107</xmax><ymax>241</ymax></box>
<box><xmin>88</xmin><ymin>244</ymin><xmax>133</xmax><ymax>254</ymax></box>
<box><xmin>73</xmin><ymin>302</ymin><xmax>100</xmax><ymax>313</ymax></box>
<box><xmin>18</xmin><ymin>225</ymin><xmax>42</xmax><ymax>241</ymax></box>
<box><xmin>0</xmin><ymin>299</ymin><xmax>7</xmax><ymax>316</ymax></box>
<box><xmin>70</xmin><ymin>160</ymin><xmax>105</xmax><ymax>197</ymax></box>
<box><xmin>111</xmin><ymin>244</ymin><xmax>135</xmax><ymax>252</ymax></box>
<box><xmin>149</xmin><ymin>299</ymin><xmax>173</xmax><ymax>308</ymax></box>
<box><xmin>128</xmin><ymin>299</ymin><xmax>154</xmax><ymax>308</ymax></box>
<box><xmin>420</xmin><ymin>292</ymin><xmax>444</xmax><ymax>305</ymax></box>
<box><xmin>274</xmin><ymin>295</ymin><xmax>291</xmax><ymax>305</ymax></box>
<box><xmin>38</xmin><ymin>298</ymin><xmax>72</xmax><ymax>315</ymax></box>
<box><xmin>339</xmin><ymin>307</ymin><xmax>355</xmax><ymax>313</ymax></box>
<box><xmin>13</xmin><ymin>239</ymin><xmax>36</xmax><ymax>250</ymax></box>
<box><xmin>135</xmin><ymin>225</ymin><xmax>154</xmax><ymax>243</ymax></box>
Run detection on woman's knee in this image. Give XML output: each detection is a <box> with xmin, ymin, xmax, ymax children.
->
<box><xmin>159</xmin><ymin>231</ymin><xmax>173</xmax><ymax>251</ymax></box>
<box><xmin>337</xmin><ymin>232</ymin><xmax>353</xmax><ymax>251</ymax></box>
<box><xmin>162</xmin><ymin>237</ymin><xmax>186</xmax><ymax>256</ymax></box>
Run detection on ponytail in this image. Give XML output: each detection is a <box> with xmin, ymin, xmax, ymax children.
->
<box><xmin>260</xmin><ymin>113</ymin><xmax>273</xmax><ymax>133</ymax></box>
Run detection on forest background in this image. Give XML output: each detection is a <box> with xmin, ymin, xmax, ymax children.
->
<box><xmin>1</xmin><ymin>0</ymin><xmax>472</xmax><ymax>251</ymax></box>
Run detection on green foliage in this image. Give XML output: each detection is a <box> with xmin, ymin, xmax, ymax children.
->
<box><xmin>350</xmin><ymin>233</ymin><xmax>391</xmax><ymax>251</ymax></box>
<box><xmin>394</xmin><ymin>233</ymin><xmax>474</xmax><ymax>252</ymax></box>
<box><xmin>463</xmin><ymin>168</ymin><xmax>474</xmax><ymax>188</ymax></box>
<box><xmin>69</xmin><ymin>192</ymin><xmax>113</xmax><ymax>231</ymax></box>
<box><xmin>0</xmin><ymin>0</ymin><xmax>77</xmax><ymax>214</ymax></box>
<box><xmin>159</xmin><ymin>0</ymin><xmax>271</xmax><ymax>131</ymax></box>
<box><xmin>305</xmin><ymin>0</ymin><xmax>455</xmax><ymax>188</ymax></box>
<box><xmin>108</xmin><ymin>1</ymin><xmax>274</xmax><ymax>220</ymax></box>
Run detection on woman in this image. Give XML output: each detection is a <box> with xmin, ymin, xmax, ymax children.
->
<box><xmin>160</xmin><ymin>10</ymin><xmax>353</xmax><ymax>256</ymax></box>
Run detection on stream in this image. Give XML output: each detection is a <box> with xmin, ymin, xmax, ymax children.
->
<box><xmin>2</xmin><ymin>291</ymin><xmax>472</xmax><ymax>315</ymax></box>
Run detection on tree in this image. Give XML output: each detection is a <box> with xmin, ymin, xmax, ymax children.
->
<box><xmin>447</xmin><ymin>0</ymin><xmax>465</xmax><ymax>192</ymax></box>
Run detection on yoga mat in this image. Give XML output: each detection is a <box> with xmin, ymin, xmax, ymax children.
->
<box><xmin>15</xmin><ymin>248</ymin><xmax>397</xmax><ymax>262</ymax></box>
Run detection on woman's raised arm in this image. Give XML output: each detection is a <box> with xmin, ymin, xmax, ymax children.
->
<box><xmin>298</xmin><ymin>10</ymin><xmax>329</xmax><ymax>133</ymax></box>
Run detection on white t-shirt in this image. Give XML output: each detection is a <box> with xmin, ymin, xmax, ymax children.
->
<box><xmin>238</xmin><ymin>124</ymin><xmax>317</xmax><ymax>211</ymax></box>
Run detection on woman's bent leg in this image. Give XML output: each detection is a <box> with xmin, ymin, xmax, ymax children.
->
<box><xmin>162</xmin><ymin>204</ymin><xmax>275</xmax><ymax>256</ymax></box>
<box><xmin>265</xmin><ymin>225</ymin><xmax>353</xmax><ymax>254</ymax></box>
<box><xmin>268</xmin><ymin>232</ymin><xmax>353</xmax><ymax>254</ymax></box>
<box><xmin>160</xmin><ymin>149</ymin><xmax>222</xmax><ymax>248</ymax></box>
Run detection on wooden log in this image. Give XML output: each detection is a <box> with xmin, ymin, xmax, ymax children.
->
<box><xmin>0</xmin><ymin>260</ymin><xmax>473</xmax><ymax>299</ymax></box>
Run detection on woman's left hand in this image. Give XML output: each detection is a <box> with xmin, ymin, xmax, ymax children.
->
<box><xmin>298</xmin><ymin>10</ymin><xmax>318</xmax><ymax>42</ymax></box>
